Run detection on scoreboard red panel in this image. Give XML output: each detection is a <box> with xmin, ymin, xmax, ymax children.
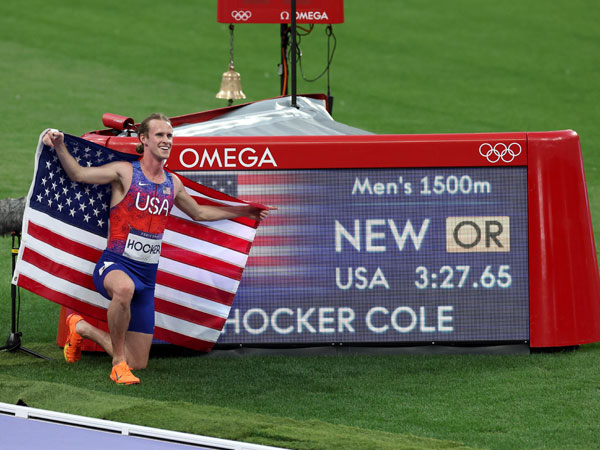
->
<box><xmin>527</xmin><ymin>131</ymin><xmax>600</xmax><ymax>347</ymax></box>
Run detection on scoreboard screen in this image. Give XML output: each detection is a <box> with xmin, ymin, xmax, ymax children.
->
<box><xmin>184</xmin><ymin>166</ymin><xmax>529</xmax><ymax>345</ymax></box>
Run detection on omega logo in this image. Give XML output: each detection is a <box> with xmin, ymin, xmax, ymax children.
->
<box><xmin>178</xmin><ymin>147</ymin><xmax>277</xmax><ymax>169</ymax></box>
<box><xmin>280</xmin><ymin>10</ymin><xmax>330</xmax><ymax>21</ymax></box>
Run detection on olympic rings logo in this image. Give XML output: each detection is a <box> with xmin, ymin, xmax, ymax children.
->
<box><xmin>231</xmin><ymin>10</ymin><xmax>252</xmax><ymax>21</ymax></box>
<box><xmin>478</xmin><ymin>142</ymin><xmax>522</xmax><ymax>163</ymax></box>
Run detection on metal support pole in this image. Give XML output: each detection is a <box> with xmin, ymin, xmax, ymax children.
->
<box><xmin>0</xmin><ymin>232</ymin><xmax>50</xmax><ymax>359</ymax></box>
<box><xmin>291</xmin><ymin>0</ymin><xmax>298</xmax><ymax>108</ymax></box>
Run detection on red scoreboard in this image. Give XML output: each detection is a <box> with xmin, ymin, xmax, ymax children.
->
<box><xmin>84</xmin><ymin>126</ymin><xmax>600</xmax><ymax>349</ymax></box>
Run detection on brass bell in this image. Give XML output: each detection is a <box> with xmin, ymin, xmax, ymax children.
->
<box><xmin>216</xmin><ymin>24</ymin><xmax>246</xmax><ymax>105</ymax></box>
<box><xmin>216</xmin><ymin>64</ymin><xmax>246</xmax><ymax>102</ymax></box>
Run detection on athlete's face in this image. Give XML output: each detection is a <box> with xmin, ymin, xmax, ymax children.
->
<box><xmin>141</xmin><ymin>119</ymin><xmax>173</xmax><ymax>162</ymax></box>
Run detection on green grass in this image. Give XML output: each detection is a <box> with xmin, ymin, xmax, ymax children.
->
<box><xmin>1</xmin><ymin>377</ymin><xmax>471</xmax><ymax>450</ymax></box>
<box><xmin>3</xmin><ymin>345</ymin><xmax>600</xmax><ymax>449</ymax></box>
<box><xmin>2</xmin><ymin>0</ymin><xmax>600</xmax><ymax>449</ymax></box>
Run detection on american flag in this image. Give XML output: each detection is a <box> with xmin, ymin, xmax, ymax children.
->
<box><xmin>12</xmin><ymin>131</ymin><xmax>263</xmax><ymax>351</ymax></box>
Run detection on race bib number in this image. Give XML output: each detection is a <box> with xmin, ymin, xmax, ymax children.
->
<box><xmin>123</xmin><ymin>228</ymin><xmax>162</xmax><ymax>264</ymax></box>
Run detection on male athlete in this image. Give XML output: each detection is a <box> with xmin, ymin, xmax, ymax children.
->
<box><xmin>42</xmin><ymin>113</ymin><xmax>271</xmax><ymax>385</ymax></box>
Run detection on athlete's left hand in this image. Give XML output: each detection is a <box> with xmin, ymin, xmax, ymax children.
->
<box><xmin>42</xmin><ymin>129</ymin><xmax>64</xmax><ymax>148</ymax></box>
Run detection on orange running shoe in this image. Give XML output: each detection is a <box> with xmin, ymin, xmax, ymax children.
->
<box><xmin>110</xmin><ymin>361</ymin><xmax>140</xmax><ymax>385</ymax></box>
<box><xmin>63</xmin><ymin>314</ymin><xmax>83</xmax><ymax>363</ymax></box>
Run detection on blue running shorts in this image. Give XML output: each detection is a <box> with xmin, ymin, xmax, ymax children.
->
<box><xmin>92</xmin><ymin>249</ymin><xmax>158</xmax><ymax>334</ymax></box>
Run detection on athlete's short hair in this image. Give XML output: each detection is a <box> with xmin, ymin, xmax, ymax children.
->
<box><xmin>136</xmin><ymin>113</ymin><xmax>171</xmax><ymax>154</ymax></box>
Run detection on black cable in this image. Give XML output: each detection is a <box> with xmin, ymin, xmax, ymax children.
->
<box><xmin>297</xmin><ymin>24</ymin><xmax>314</xmax><ymax>35</ymax></box>
<box><xmin>296</xmin><ymin>25</ymin><xmax>337</xmax><ymax>83</ymax></box>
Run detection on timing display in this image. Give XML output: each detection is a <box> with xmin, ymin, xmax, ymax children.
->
<box><xmin>184</xmin><ymin>166</ymin><xmax>529</xmax><ymax>345</ymax></box>
<box><xmin>413</xmin><ymin>265</ymin><xmax>513</xmax><ymax>289</ymax></box>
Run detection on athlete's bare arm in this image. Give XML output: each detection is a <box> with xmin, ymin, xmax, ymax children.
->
<box><xmin>42</xmin><ymin>130</ymin><xmax>132</xmax><ymax>205</ymax></box>
<box><xmin>172</xmin><ymin>173</ymin><xmax>271</xmax><ymax>222</ymax></box>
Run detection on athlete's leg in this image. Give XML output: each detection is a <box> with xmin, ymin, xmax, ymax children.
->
<box><xmin>103</xmin><ymin>269</ymin><xmax>135</xmax><ymax>366</ymax></box>
<box><xmin>75</xmin><ymin>322</ymin><xmax>151</xmax><ymax>369</ymax></box>
<box><xmin>123</xmin><ymin>331</ymin><xmax>153</xmax><ymax>369</ymax></box>
<box><xmin>75</xmin><ymin>320</ymin><xmax>112</xmax><ymax>353</ymax></box>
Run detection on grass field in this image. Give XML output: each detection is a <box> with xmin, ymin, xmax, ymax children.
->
<box><xmin>1</xmin><ymin>1</ymin><xmax>600</xmax><ymax>449</ymax></box>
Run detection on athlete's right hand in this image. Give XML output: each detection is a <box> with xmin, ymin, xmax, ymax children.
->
<box><xmin>42</xmin><ymin>129</ymin><xmax>64</xmax><ymax>148</ymax></box>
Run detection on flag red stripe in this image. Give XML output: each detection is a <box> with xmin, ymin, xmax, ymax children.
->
<box><xmin>167</xmin><ymin>215</ymin><xmax>252</xmax><ymax>254</ymax></box>
<box><xmin>18</xmin><ymin>275</ymin><xmax>106</xmax><ymax>322</ymax></box>
<box><xmin>155</xmin><ymin>297</ymin><xmax>226</xmax><ymax>330</ymax></box>
<box><xmin>161</xmin><ymin>243</ymin><xmax>243</xmax><ymax>280</ymax></box>
<box><xmin>153</xmin><ymin>327</ymin><xmax>215</xmax><ymax>352</ymax></box>
<box><xmin>21</xmin><ymin>247</ymin><xmax>96</xmax><ymax>291</ymax></box>
<box><xmin>156</xmin><ymin>271</ymin><xmax>235</xmax><ymax>305</ymax></box>
<box><xmin>27</xmin><ymin>221</ymin><xmax>102</xmax><ymax>262</ymax></box>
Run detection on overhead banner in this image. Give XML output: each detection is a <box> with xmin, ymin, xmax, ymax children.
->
<box><xmin>217</xmin><ymin>0</ymin><xmax>345</xmax><ymax>24</ymax></box>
